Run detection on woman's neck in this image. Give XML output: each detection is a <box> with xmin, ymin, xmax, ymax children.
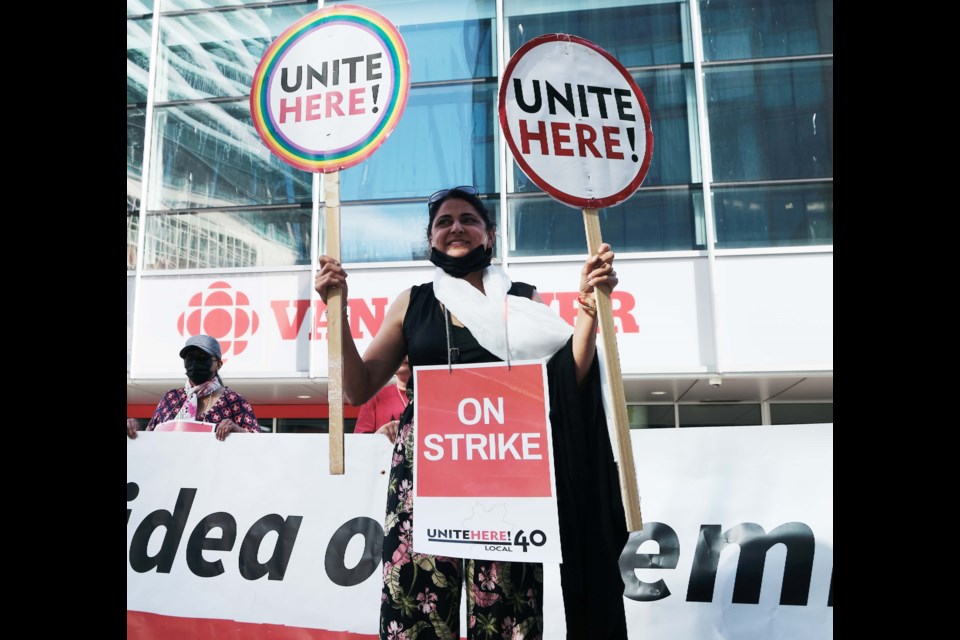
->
<box><xmin>462</xmin><ymin>269</ymin><xmax>485</xmax><ymax>292</ymax></box>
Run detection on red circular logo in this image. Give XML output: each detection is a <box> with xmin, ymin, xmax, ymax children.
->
<box><xmin>177</xmin><ymin>281</ymin><xmax>260</xmax><ymax>361</ymax></box>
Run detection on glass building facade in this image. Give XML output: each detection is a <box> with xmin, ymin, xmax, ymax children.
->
<box><xmin>127</xmin><ymin>0</ymin><xmax>832</xmax><ymax>430</ymax></box>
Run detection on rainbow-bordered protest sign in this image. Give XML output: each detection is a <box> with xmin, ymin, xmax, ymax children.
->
<box><xmin>250</xmin><ymin>4</ymin><xmax>410</xmax><ymax>173</ymax></box>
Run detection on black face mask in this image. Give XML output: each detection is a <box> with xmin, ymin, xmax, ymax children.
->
<box><xmin>184</xmin><ymin>357</ymin><xmax>215</xmax><ymax>384</ymax></box>
<box><xmin>429</xmin><ymin>245</ymin><xmax>492</xmax><ymax>278</ymax></box>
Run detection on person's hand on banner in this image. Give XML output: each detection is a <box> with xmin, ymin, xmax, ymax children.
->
<box><xmin>214</xmin><ymin>417</ymin><xmax>244</xmax><ymax>441</ymax></box>
<box><xmin>375</xmin><ymin>419</ymin><xmax>400</xmax><ymax>443</ymax></box>
<box><xmin>127</xmin><ymin>418</ymin><xmax>140</xmax><ymax>439</ymax></box>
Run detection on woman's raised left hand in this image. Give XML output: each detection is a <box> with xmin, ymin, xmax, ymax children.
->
<box><xmin>580</xmin><ymin>242</ymin><xmax>618</xmax><ymax>298</ymax></box>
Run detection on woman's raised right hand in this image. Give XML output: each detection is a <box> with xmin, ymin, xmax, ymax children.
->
<box><xmin>314</xmin><ymin>255</ymin><xmax>349</xmax><ymax>304</ymax></box>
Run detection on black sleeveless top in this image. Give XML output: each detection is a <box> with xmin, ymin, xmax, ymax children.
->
<box><xmin>402</xmin><ymin>280</ymin><xmax>536</xmax><ymax>377</ymax></box>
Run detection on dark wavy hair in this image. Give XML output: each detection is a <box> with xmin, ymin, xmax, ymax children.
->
<box><xmin>426</xmin><ymin>186</ymin><xmax>495</xmax><ymax>240</ymax></box>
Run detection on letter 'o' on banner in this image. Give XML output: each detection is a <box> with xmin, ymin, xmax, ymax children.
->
<box><xmin>249</xmin><ymin>4</ymin><xmax>411</xmax><ymax>173</ymax></box>
<box><xmin>499</xmin><ymin>34</ymin><xmax>653</xmax><ymax>209</ymax></box>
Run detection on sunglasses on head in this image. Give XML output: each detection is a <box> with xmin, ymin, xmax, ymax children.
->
<box><xmin>428</xmin><ymin>185</ymin><xmax>479</xmax><ymax>205</ymax></box>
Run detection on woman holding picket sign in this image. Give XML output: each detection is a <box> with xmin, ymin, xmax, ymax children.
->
<box><xmin>315</xmin><ymin>186</ymin><xmax>627</xmax><ymax>639</ymax></box>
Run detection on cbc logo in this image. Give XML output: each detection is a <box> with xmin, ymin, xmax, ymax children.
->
<box><xmin>177</xmin><ymin>281</ymin><xmax>260</xmax><ymax>361</ymax></box>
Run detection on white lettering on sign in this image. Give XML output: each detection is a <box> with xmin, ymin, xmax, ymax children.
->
<box><xmin>457</xmin><ymin>397</ymin><xmax>505</xmax><ymax>425</ymax></box>
<box><xmin>422</xmin><ymin>433</ymin><xmax>542</xmax><ymax>461</ymax></box>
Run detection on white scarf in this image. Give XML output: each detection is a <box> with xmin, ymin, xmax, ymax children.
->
<box><xmin>432</xmin><ymin>264</ymin><xmax>573</xmax><ymax>362</ymax></box>
<box><xmin>433</xmin><ymin>265</ymin><xmax>621</xmax><ymax>466</ymax></box>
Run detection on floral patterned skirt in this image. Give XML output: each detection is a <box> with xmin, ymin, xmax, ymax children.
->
<box><xmin>380</xmin><ymin>418</ymin><xmax>544</xmax><ymax>640</ymax></box>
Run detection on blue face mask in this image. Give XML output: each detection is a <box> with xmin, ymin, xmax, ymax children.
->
<box><xmin>429</xmin><ymin>245</ymin><xmax>492</xmax><ymax>278</ymax></box>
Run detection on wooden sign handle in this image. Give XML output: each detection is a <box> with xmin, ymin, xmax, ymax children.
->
<box><xmin>325</xmin><ymin>171</ymin><xmax>344</xmax><ymax>475</ymax></box>
<box><xmin>582</xmin><ymin>208</ymin><xmax>642</xmax><ymax>531</ymax></box>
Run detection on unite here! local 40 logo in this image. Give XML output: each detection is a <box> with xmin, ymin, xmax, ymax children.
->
<box><xmin>177</xmin><ymin>281</ymin><xmax>260</xmax><ymax>362</ymax></box>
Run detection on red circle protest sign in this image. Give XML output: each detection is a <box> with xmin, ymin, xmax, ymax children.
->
<box><xmin>250</xmin><ymin>4</ymin><xmax>410</xmax><ymax>173</ymax></box>
<box><xmin>499</xmin><ymin>34</ymin><xmax>653</xmax><ymax>209</ymax></box>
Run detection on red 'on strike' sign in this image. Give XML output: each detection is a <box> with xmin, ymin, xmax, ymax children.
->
<box><xmin>414</xmin><ymin>362</ymin><xmax>553</xmax><ymax>498</ymax></box>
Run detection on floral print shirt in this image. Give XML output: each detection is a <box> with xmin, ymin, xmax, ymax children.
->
<box><xmin>146</xmin><ymin>387</ymin><xmax>260</xmax><ymax>432</ymax></box>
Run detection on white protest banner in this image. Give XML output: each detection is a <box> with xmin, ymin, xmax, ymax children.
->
<box><xmin>619</xmin><ymin>423</ymin><xmax>833</xmax><ymax>640</ymax></box>
<box><xmin>127</xmin><ymin>432</ymin><xmax>392</xmax><ymax>638</ymax></box>
<box><xmin>411</xmin><ymin>361</ymin><xmax>562</xmax><ymax>563</ymax></box>
<box><xmin>128</xmin><ymin>426</ymin><xmax>832</xmax><ymax>640</ymax></box>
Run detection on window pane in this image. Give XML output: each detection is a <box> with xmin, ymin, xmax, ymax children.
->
<box><xmin>149</xmin><ymin>101</ymin><xmax>312</xmax><ymax>210</ymax></box>
<box><xmin>339</xmin><ymin>82</ymin><xmax>498</xmax><ymax>201</ymax></box>
<box><xmin>143</xmin><ymin>208</ymin><xmax>312</xmax><ymax>270</ymax></box>
<box><xmin>512</xmin><ymin>68</ymin><xmax>699</xmax><ymax>193</ymax></box>
<box><xmin>155</xmin><ymin>2</ymin><xmax>494</xmax><ymax>101</ymax></box>
<box><xmin>129</xmin><ymin>107</ymin><xmax>147</xmax><ymax>271</ymax></box>
<box><xmin>678</xmin><ymin>404</ymin><xmax>762</xmax><ymax>427</ymax></box>
<box><xmin>713</xmin><ymin>183</ymin><xmax>832</xmax><ymax>248</ymax></box>
<box><xmin>634</xmin><ymin>69</ymin><xmax>699</xmax><ymax>186</ymax></box>
<box><xmin>598</xmin><ymin>188</ymin><xmax>704</xmax><ymax>252</ymax></box>
<box><xmin>506</xmin><ymin>0</ymin><xmax>689</xmax><ymax>66</ymax></box>
<box><xmin>155</xmin><ymin>3</ymin><xmax>315</xmax><ymax>102</ymax></box>
<box><xmin>164</xmin><ymin>0</ymin><xmax>278</xmax><ymax>10</ymax></box>
<box><xmin>770</xmin><ymin>402</ymin><xmax>832</xmax><ymax>425</ymax></box>
<box><xmin>509</xmin><ymin>188</ymin><xmax>702</xmax><ymax>257</ymax></box>
<box><xmin>330</xmin><ymin>0</ymin><xmax>494</xmax><ymax>21</ymax></box>
<box><xmin>128</xmin><ymin>107</ymin><xmax>147</xmax><ymax>208</ymax></box>
<box><xmin>340</xmin><ymin>198</ymin><xmax>500</xmax><ymax>264</ymax></box>
<box><xmin>128</xmin><ymin>17</ymin><xmax>152</xmax><ymax>104</ymax></box>
<box><xmin>706</xmin><ymin>60</ymin><xmax>833</xmax><ymax>182</ymax></box>
<box><xmin>628</xmin><ymin>404</ymin><xmax>675</xmax><ymax>429</ymax></box>
<box><xmin>315</xmin><ymin>0</ymin><xmax>497</xmax><ymax>83</ymax></box>
<box><xmin>128</xmin><ymin>0</ymin><xmax>153</xmax><ymax>16</ymax></box>
<box><xmin>700</xmin><ymin>0</ymin><xmax>833</xmax><ymax>62</ymax></box>
<box><xmin>341</xmin><ymin>201</ymin><xmax>429</xmax><ymax>263</ymax></box>
<box><xmin>399</xmin><ymin>18</ymin><xmax>494</xmax><ymax>83</ymax></box>
<box><xmin>128</xmin><ymin>213</ymin><xmax>139</xmax><ymax>270</ymax></box>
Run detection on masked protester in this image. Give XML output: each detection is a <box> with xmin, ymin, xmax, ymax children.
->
<box><xmin>126</xmin><ymin>334</ymin><xmax>260</xmax><ymax>441</ymax></box>
<box><xmin>314</xmin><ymin>186</ymin><xmax>628</xmax><ymax>640</ymax></box>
